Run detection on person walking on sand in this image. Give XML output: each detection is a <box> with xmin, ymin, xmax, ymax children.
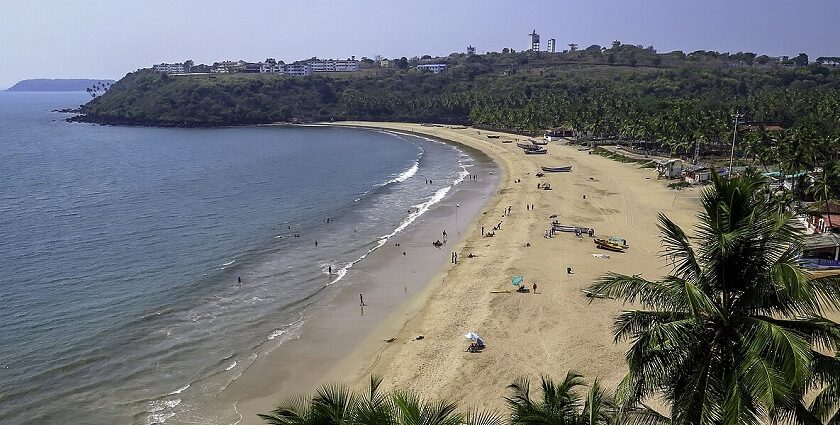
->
<box><xmin>532</xmin><ymin>282</ymin><xmax>537</xmax><ymax>294</ymax></box>
<box><xmin>360</xmin><ymin>294</ymin><xmax>365</xmax><ymax>306</ymax></box>
<box><xmin>443</xmin><ymin>230</ymin><xmax>447</xmax><ymax>238</ymax></box>
<box><xmin>481</xmin><ymin>226</ymin><xmax>484</xmax><ymax>236</ymax></box>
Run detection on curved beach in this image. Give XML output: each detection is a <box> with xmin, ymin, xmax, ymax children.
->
<box><xmin>318</xmin><ymin>123</ymin><xmax>703</xmax><ymax>413</ymax></box>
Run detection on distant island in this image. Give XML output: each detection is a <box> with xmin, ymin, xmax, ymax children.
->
<box><xmin>6</xmin><ymin>79</ymin><xmax>116</xmax><ymax>92</ymax></box>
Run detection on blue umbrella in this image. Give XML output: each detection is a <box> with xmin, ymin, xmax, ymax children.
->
<box><xmin>511</xmin><ymin>275</ymin><xmax>523</xmax><ymax>286</ymax></box>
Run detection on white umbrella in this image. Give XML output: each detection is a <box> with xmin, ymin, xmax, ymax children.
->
<box><xmin>464</xmin><ymin>332</ymin><xmax>481</xmax><ymax>340</ymax></box>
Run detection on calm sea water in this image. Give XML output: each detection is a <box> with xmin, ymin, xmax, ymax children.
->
<box><xmin>0</xmin><ymin>92</ymin><xmax>474</xmax><ymax>424</ymax></box>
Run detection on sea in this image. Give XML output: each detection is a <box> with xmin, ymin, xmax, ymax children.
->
<box><xmin>0</xmin><ymin>92</ymin><xmax>479</xmax><ymax>424</ymax></box>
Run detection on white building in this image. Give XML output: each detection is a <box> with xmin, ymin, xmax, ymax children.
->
<box><xmin>416</xmin><ymin>64</ymin><xmax>447</xmax><ymax>74</ymax></box>
<box><xmin>284</xmin><ymin>64</ymin><xmax>312</xmax><ymax>76</ymax></box>
<box><xmin>655</xmin><ymin>159</ymin><xmax>683</xmax><ymax>179</ymax></box>
<box><xmin>259</xmin><ymin>58</ymin><xmax>285</xmax><ymax>73</ymax></box>
<box><xmin>152</xmin><ymin>63</ymin><xmax>188</xmax><ymax>74</ymax></box>
<box><xmin>308</xmin><ymin>59</ymin><xmax>359</xmax><ymax>72</ymax></box>
<box><xmin>380</xmin><ymin>58</ymin><xmax>391</xmax><ymax>68</ymax></box>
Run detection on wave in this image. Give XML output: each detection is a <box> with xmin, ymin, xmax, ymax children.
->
<box><xmin>388</xmin><ymin>161</ymin><xmax>419</xmax><ymax>184</ymax></box>
<box><xmin>168</xmin><ymin>384</ymin><xmax>190</xmax><ymax>395</ymax></box>
<box><xmin>219</xmin><ymin>260</ymin><xmax>235</xmax><ymax>269</ymax></box>
<box><xmin>225</xmin><ymin>361</ymin><xmax>237</xmax><ymax>371</ymax></box>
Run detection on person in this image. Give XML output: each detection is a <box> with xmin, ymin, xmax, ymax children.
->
<box><xmin>532</xmin><ymin>282</ymin><xmax>537</xmax><ymax>294</ymax></box>
<box><xmin>360</xmin><ymin>293</ymin><xmax>365</xmax><ymax>306</ymax></box>
<box><xmin>588</xmin><ymin>228</ymin><xmax>594</xmax><ymax>237</ymax></box>
<box><xmin>468</xmin><ymin>253</ymin><xmax>474</xmax><ymax>258</ymax></box>
<box><xmin>583</xmin><ymin>194</ymin><xmax>586</xmax><ymax>199</ymax></box>
<box><xmin>567</xmin><ymin>267</ymin><xmax>573</xmax><ymax>274</ymax></box>
<box><xmin>237</xmin><ymin>276</ymin><xmax>241</xmax><ymax>284</ymax></box>
<box><xmin>481</xmin><ymin>226</ymin><xmax>484</xmax><ymax>236</ymax></box>
<box><xmin>443</xmin><ymin>230</ymin><xmax>447</xmax><ymax>238</ymax></box>
<box><xmin>454</xmin><ymin>252</ymin><xmax>457</xmax><ymax>263</ymax></box>
<box><xmin>315</xmin><ymin>240</ymin><xmax>318</xmax><ymax>247</ymax></box>
<box><xmin>328</xmin><ymin>266</ymin><xmax>332</xmax><ymax>275</ymax></box>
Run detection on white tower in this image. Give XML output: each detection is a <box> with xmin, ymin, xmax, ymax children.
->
<box><xmin>547</xmin><ymin>39</ymin><xmax>556</xmax><ymax>53</ymax></box>
<box><xmin>529</xmin><ymin>30</ymin><xmax>540</xmax><ymax>52</ymax></box>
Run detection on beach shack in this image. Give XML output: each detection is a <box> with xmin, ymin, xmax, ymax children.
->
<box><xmin>655</xmin><ymin>159</ymin><xmax>683</xmax><ymax>179</ymax></box>
<box><xmin>801</xmin><ymin>232</ymin><xmax>840</xmax><ymax>270</ymax></box>
<box><xmin>805</xmin><ymin>201</ymin><xmax>840</xmax><ymax>234</ymax></box>
<box><xmin>544</xmin><ymin>127</ymin><xmax>575</xmax><ymax>142</ymax></box>
<box><xmin>684</xmin><ymin>165</ymin><xmax>712</xmax><ymax>185</ymax></box>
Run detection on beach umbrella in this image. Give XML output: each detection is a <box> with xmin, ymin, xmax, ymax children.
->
<box><xmin>464</xmin><ymin>332</ymin><xmax>481</xmax><ymax>340</ymax></box>
<box><xmin>511</xmin><ymin>275</ymin><xmax>523</xmax><ymax>286</ymax></box>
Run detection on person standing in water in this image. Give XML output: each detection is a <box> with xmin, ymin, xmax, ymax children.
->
<box><xmin>328</xmin><ymin>266</ymin><xmax>332</xmax><ymax>275</ymax></box>
<box><xmin>237</xmin><ymin>276</ymin><xmax>241</xmax><ymax>284</ymax></box>
<box><xmin>359</xmin><ymin>294</ymin><xmax>365</xmax><ymax>306</ymax></box>
<box><xmin>315</xmin><ymin>240</ymin><xmax>318</xmax><ymax>247</ymax></box>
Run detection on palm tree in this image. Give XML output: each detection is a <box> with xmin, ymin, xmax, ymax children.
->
<box><xmin>260</xmin><ymin>376</ymin><xmax>503</xmax><ymax>425</ymax></box>
<box><xmin>507</xmin><ymin>372</ymin><xmax>669</xmax><ymax>425</ymax></box>
<box><xmin>807</xmin><ymin>162</ymin><xmax>840</xmax><ymax>231</ymax></box>
<box><xmin>587</xmin><ymin>171</ymin><xmax>840</xmax><ymax>424</ymax></box>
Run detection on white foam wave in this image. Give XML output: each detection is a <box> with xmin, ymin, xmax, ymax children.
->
<box><xmin>225</xmin><ymin>361</ymin><xmax>237</xmax><ymax>371</ymax></box>
<box><xmin>219</xmin><ymin>260</ymin><xmax>236</xmax><ymax>269</ymax></box>
<box><xmin>168</xmin><ymin>384</ymin><xmax>190</xmax><ymax>395</ymax></box>
<box><xmin>146</xmin><ymin>398</ymin><xmax>181</xmax><ymax>424</ymax></box>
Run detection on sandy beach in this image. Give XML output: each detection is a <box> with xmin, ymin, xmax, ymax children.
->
<box><xmin>233</xmin><ymin>122</ymin><xmax>703</xmax><ymax>423</ymax></box>
<box><xmin>322</xmin><ymin>123</ymin><xmax>702</xmax><ymax>412</ymax></box>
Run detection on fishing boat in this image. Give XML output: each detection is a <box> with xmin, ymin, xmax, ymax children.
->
<box><xmin>541</xmin><ymin>165</ymin><xmax>572</xmax><ymax>172</ymax></box>
<box><xmin>524</xmin><ymin>148</ymin><xmax>547</xmax><ymax>154</ymax></box>
<box><xmin>552</xmin><ymin>223</ymin><xmax>594</xmax><ymax>234</ymax></box>
<box><xmin>530</xmin><ymin>139</ymin><xmax>548</xmax><ymax>146</ymax></box>
<box><xmin>517</xmin><ymin>143</ymin><xmax>539</xmax><ymax>149</ymax></box>
<box><xmin>502</xmin><ymin>140</ymin><xmax>513</xmax><ymax>144</ymax></box>
<box><xmin>487</xmin><ymin>135</ymin><xmax>500</xmax><ymax>139</ymax></box>
<box><xmin>594</xmin><ymin>238</ymin><xmax>626</xmax><ymax>252</ymax></box>
<box><xmin>608</xmin><ymin>236</ymin><xmax>629</xmax><ymax>248</ymax></box>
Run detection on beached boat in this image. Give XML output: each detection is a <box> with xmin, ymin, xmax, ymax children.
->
<box><xmin>541</xmin><ymin>166</ymin><xmax>572</xmax><ymax>172</ymax></box>
<box><xmin>552</xmin><ymin>223</ymin><xmax>594</xmax><ymax>234</ymax></box>
<box><xmin>530</xmin><ymin>139</ymin><xmax>548</xmax><ymax>146</ymax></box>
<box><xmin>608</xmin><ymin>236</ymin><xmax>629</xmax><ymax>248</ymax></box>
<box><xmin>517</xmin><ymin>143</ymin><xmax>539</xmax><ymax>149</ymax></box>
<box><xmin>502</xmin><ymin>140</ymin><xmax>513</xmax><ymax>144</ymax></box>
<box><xmin>487</xmin><ymin>135</ymin><xmax>500</xmax><ymax>139</ymax></box>
<box><xmin>594</xmin><ymin>238</ymin><xmax>626</xmax><ymax>252</ymax></box>
<box><xmin>524</xmin><ymin>148</ymin><xmax>547</xmax><ymax>154</ymax></box>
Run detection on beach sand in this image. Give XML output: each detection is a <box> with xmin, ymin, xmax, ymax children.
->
<box><xmin>235</xmin><ymin>122</ymin><xmax>703</xmax><ymax>424</ymax></box>
<box><xmin>323</xmin><ymin>123</ymin><xmax>701</xmax><ymax>412</ymax></box>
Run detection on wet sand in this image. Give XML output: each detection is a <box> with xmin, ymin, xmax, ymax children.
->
<box><xmin>228</xmin><ymin>134</ymin><xmax>500</xmax><ymax>424</ymax></box>
<box><xmin>320</xmin><ymin>123</ymin><xmax>702</xmax><ymax>413</ymax></box>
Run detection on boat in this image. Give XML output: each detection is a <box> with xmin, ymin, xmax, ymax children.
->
<box><xmin>524</xmin><ymin>148</ymin><xmax>547</xmax><ymax>154</ymax></box>
<box><xmin>608</xmin><ymin>236</ymin><xmax>629</xmax><ymax>248</ymax></box>
<box><xmin>541</xmin><ymin>166</ymin><xmax>572</xmax><ymax>172</ymax></box>
<box><xmin>594</xmin><ymin>238</ymin><xmax>626</xmax><ymax>252</ymax></box>
<box><xmin>502</xmin><ymin>140</ymin><xmax>513</xmax><ymax>144</ymax></box>
<box><xmin>530</xmin><ymin>139</ymin><xmax>548</xmax><ymax>146</ymax></box>
<box><xmin>517</xmin><ymin>143</ymin><xmax>539</xmax><ymax>149</ymax></box>
<box><xmin>552</xmin><ymin>222</ymin><xmax>594</xmax><ymax>234</ymax></box>
<box><xmin>487</xmin><ymin>135</ymin><xmax>500</xmax><ymax>139</ymax></box>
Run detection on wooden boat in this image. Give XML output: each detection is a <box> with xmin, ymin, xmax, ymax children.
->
<box><xmin>517</xmin><ymin>143</ymin><xmax>539</xmax><ymax>150</ymax></box>
<box><xmin>487</xmin><ymin>135</ymin><xmax>500</xmax><ymax>139</ymax></box>
<box><xmin>608</xmin><ymin>237</ymin><xmax>629</xmax><ymax>248</ymax></box>
<box><xmin>541</xmin><ymin>166</ymin><xmax>572</xmax><ymax>172</ymax></box>
<box><xmin>530</xmin><ymin>139</ymin><xmax>548</xmax><ymax>145</ymax></box>
<box><xmin>502</xmin><ymin>140</ymin><xmax>513</xmax><ymax>144</ymax></box>
<box><xmin>594</xmin><ymin>238</ymin><xmax>626</xmax><ymax>252</ymax></box>
<box><xmin>524</xmin><ymin>148</ymin><xmax>547</xmax><ymax>154</ymax></box>
<box><xmin>552</xmin><ymin>223</ymin><xmax>594</xmax><ymax>234</ymax></box>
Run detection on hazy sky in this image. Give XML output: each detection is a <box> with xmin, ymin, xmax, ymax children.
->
<box><xmin>2</xmin><ymin>0</ymin><xmax>839</xmax><ymax>88</ymax></box>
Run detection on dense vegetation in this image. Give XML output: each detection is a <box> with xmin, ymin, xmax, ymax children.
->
<box><xmin>262</xmin><ymin>174</ymin><xmax>840</xmax><ymax>425</ymax></box>
<box><xmin>75</xmin><ymin>48</ymin><xmax>840</xmax><ymax>162</ymax></box>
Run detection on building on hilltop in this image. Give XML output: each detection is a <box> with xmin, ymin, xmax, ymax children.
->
<box><xmin>529</xmin><ymin>30</ymin><xmax>540</xmax><ymax>52</ymax></box>
<box><xmin>416</xmin><ymin>63</ymin><xmax>447</xmax><ymax>74</ymax></box>
<box><xmin>284</xmin><ymin>64</ymin><xmax>312</xmax><ymax>76</ymax></box>
<box><xmin>547</xmin><ymin>39</ymin><xmax>555</xmax><ymax>53</ymax></box>
<box><xmin>152</xmin><ymin>63</ymin><xmax>189</xmax><ymax>74</ymax></box>
<box><xmin>380</xmin><ymin>58</ymin><xmax>391</xmax><ymax>68</ymax></box>
<box><xmin>308</xmin><ymin>58</ymin><xmax>359</xmax><ymax>72</ymax></box>
<box><xmin>211</xmin><ymin>61</ymin><xmax>244</xmax><ymax>74</ymax></box>
<box><xmin>259</xmin><ymin>58</ymin><xmax>285</xmax><ymax>73</ymax></box>
<box><xmin>568</xmin><ymin>43</ymin><xmax>578</xmax><ymax>52</ymax></box>
<box><xmin>467</xmin><ymin>45</ymin><xmax>476</xmax><ymax>55</ymax></box>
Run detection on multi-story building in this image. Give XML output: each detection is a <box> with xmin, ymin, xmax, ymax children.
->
<box><xmin>380</xmin><ymin>58</ymin><xmax>391</xmax><ymax>68</ymax></box>
<box><xmin>284</xmin><ymin>64</ymin><xmax>312</xmax><ymax>76</ymax></box>
<box><xmin>211</xmin><ymin>61</ymin><xmax>244</xmax><ymax>74</ymax></box>
<box><xmin>529</xmin><ymin>30</ymin><xmax>540</xmax><ymax>52</ymax></box>
<box><xmin>259</xmin><ymin>58</ymin><xmax>285</xmax><ymax>73</ymax></box>
<box><xmin>152</xmin><ymin>63</ymin><xmax>188</xmax><ymax>74</ymax></box>
<box><xmin>416</xmin><ymin>64</ymin><xmax>447</xmax><ymax>74</ymax></box>
<box><xmin>308</xmin><ymin>59</ymin><xmax>359</xmax><ymax>72</ymax></box>
<box><xmin>547</xmin><ymin>39</ymin><xmax>556</xmax><ymax>53</ymax></box>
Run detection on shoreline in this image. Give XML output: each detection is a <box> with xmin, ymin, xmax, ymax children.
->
<box><xmin>222</xmin><ymin>127</ymin><xmax>502</xmax><ymax>424</ymax></box>
<box><xmin>300</xmin><ymin>122</ymin><xmax>702</xmax><ymax>414</ymax></box>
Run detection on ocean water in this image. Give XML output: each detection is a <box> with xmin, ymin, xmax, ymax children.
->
<box><xmin>0</xmin><ymin>92</ymin><xmax>476</xmax><ymax>424</ymax></box>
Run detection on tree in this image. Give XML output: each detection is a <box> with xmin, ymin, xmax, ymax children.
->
<box><xmin>260</xmin><ymin>376</ymin><xmax>503</xmax><ymax>425</ymax></box>
<box><xmin>807</xmin><ymin>161</ymin><xmax>840</xmax><ymax>231</ymax></box>
<box><xmin>587</xmin><ymin>171</ymin><xmax>840</xmax><ymax>424</ymax></box>
<box><xmin>507</xmin><ymin>372</ymin><xmax>669</xmax><ymax>425</ymax></box>
<box><xmin>793</xmin><ymin>53</ymin><xmax>809</xmax><ymax>67</ymax></box>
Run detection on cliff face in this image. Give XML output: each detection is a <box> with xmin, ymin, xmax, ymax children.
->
<box><xmin>7</xmin><ymin>79</ymin><xmax>115</xmax><ymax>92</ymax></box>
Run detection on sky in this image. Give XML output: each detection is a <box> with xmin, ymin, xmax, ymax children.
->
<box><xmin>1</xmin><ymin>0</ymin><xmax>839</xmax><ymax>88</ymax></box>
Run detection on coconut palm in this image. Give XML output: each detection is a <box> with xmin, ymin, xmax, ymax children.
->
<box><xmin>507</xmin><ymin>372</ymin><xmax>670</xmax><ymax>425</ymax></box>
<box><xmin>260</xmin><ymin>376</ymin><xmax>503</xmax><ymax>425</ymax></box>
<box><xmin>587</xmin><ymin>171</ymin><xmax>840</xmax><ymax>424</ymax></box>
<box><xmin>807</xmin><ymin>162</ymin><xmax>840</xmax><ymax>231</ymax></box>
